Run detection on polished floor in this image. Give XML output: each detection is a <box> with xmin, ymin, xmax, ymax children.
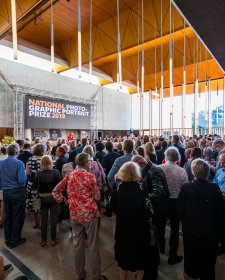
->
<box><xmin>0</xmin><ymin>213</ymin><xmax>225</xmax><ymax>280</ymax></box>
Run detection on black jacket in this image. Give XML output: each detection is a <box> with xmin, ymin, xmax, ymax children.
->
<box><xmin>156</xmin><ymin>148</ymin><xmax>166</xmax><ymax>165</ymax></box>
<box><xmin>178</xmin><ymin>179</ymin><xmax>225</xmax><ymax>243</ymax></box>
<box><xmin>18</xmin><ymin>151</ymin><xmax>33</xmax><ymax>166</ymax></box>
<box><xmin>102</xmin><ymin>151</ymin><xmax>121</xmax><ymax>175</ymax></box>
<box><xmin>33</xmin><ymin>169</ymin><xmax>61</xmax><ymax>194</ymax></box>
<box><xmin>173</xmin><ymin>144</ymin><xmax>185</xmax><ymax>167</ymax></box>
<box><xmin>142</xmin><ymin>161</ymin><xmax>169</xmax><ymax>199</ymax></box>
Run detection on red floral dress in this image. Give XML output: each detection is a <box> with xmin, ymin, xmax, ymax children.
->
<box><xmin>52</xmin><ymin>168</ymin><xmax>100</xmax><ymax>224</ymax></box>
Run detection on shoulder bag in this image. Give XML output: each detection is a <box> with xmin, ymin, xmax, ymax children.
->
<box><xmin>58</xmin><ymin>175</ymin><xmax>70</xmax><ymax>221</ymax></box>
<box><xmin>32</xmin><ymin>171</ymin><xmax>41</xmax><ymax>211</ymax></box>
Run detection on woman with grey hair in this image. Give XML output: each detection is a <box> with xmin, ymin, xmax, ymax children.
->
<box><xmin>26</xmin><ymin>143</ymin><xmax>45</xmax><ymax>228</ymax></box>
<box><xmin>178</xmin><ymin>159</ymin><xmax>225</xmax><ymax>280</ymax></box>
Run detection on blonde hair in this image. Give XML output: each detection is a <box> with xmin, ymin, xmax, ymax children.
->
<box><xmin>144</xmin><ymin>142</ymin><xmax>155</xmax><ymax>156</ymax></box>
<box><xmin>191</xmin><ymin>159</ymin><xmax>209</xmax><ymax>180</ymax></box>
<box><xmin>83</xmin><ymin>145</ymin><xmax>95</xmax><ymax>157</ymax></box>
<box><xmin>116</xmin><ymin>162</ymin><xmax>142</xmax><ymax>182</ymax></box>
<box><xmin>41</xmin><ymin>155</ymin><xmax>53</xmax><ymax>171</ymax></box>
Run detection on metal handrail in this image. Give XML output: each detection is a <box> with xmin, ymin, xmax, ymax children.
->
<box><xmin>142</xmin><ymin>127</ymin><xmax>224</xmax><ymax>136</ymax></box>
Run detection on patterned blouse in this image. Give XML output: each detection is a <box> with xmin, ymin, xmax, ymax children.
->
<box><xmin>89</xmin><ymin>160</ymin><xmax>106</xmax><ymax>189</ymax></box>
<box><xmin>52</xmin><ymin>168</ymin><xmax>101</xmax><ymax>224</ymax></box>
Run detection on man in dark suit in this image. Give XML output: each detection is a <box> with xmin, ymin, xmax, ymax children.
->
<box><xmin>172</xmin><ymin>135</ymin><xmax>185</xmax><ymax>167</ymax></box>
<box><xmin>102</xmin><ymin>141</ymin><xmax>120</xmax><ymax>176</ymax></box>
<box><xmin>102</xmin><ymin>141</ymin><xmax>121</xmax><ymax>217</ymax></box>
<box><xmin>17</xmin><ymin>143</ymin><xmax>33</xmax><ymax>167</ymax></box>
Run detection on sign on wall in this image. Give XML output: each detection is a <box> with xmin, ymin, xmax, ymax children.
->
<box><xmin>25</xmin><ymin>96</ymin><xmax>91</xmax><ymax>129</ymax></box>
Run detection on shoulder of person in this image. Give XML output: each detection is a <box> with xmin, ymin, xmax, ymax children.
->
<box><xmin>17</xmin><ymin>158</ymin><xmax>24</xmax><ymax>165</ymax></box>
<box><xmin>180</xmin><ymin>182</ymin><xmax>191</xmax><ymax>192</ymax></box>
<box><xmin>209</xmin><ymin>181</ymin><xmax>222</xmax><ymax>192</ymax></box>
<box><xmin>215</xmin><ymin>168</ymin><xmax>223</xmax><ymax>175</ymax></box>
<box><xmin>88</xmin><ymin>172</ymin><xmax>96</xmax><ymax>180</ymax></box>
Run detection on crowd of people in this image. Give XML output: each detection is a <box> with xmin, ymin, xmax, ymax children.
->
<box><xmin>0</xmin><ymin>133</ymin><xmax>225</xmax><ymax>280</ymax></box>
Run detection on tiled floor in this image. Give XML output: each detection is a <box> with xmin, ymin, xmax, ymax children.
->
<box><xmin>0</xmin><ymin>213</ymin><xmax>225</xmax><ymax>280</ymax></box>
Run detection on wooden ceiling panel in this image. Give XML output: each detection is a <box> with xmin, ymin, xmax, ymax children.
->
<box><xmin>0</xmin><ymin>0</ymin><xmax>223</xmax><ymax>94</ymax></box>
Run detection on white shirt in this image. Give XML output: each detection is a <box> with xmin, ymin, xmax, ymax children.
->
<box><xmin>160</xmin><ymin>161</ymin><xmax>188</xmax><ymax>199</ymax></box>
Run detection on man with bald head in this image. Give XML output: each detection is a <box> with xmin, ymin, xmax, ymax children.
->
<box><xmin>213</xmin><ymin>152</ymin><xmax>225</xmax><ymax>255</ymax></box>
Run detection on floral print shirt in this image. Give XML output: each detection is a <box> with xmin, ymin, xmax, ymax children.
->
<box><xmin>52</xmin><ymin>168</ymin><xmax>100</xmax><ymax>224</ymax></box>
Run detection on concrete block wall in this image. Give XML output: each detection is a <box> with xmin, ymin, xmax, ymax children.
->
<box><xmin>0</xmin><ymin>58</ymin><xmax>133</xmax><ymax>131</ymax></box>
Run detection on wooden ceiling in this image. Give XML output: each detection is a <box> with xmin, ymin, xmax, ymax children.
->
<box><xmin>0</xmin><ymin>0</ymin><xmax>224</xmax><ymax>95</ymax></box>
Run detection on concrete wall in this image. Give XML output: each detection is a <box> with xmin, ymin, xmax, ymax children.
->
<box><xmin>0</xmin><ymin>74</ymin><xmax>14</xmax><ymax>128</ymax></box>
<box><xmin>0</xmin><ymin>58</ymin><xmax>132</xmax><ymax>131</ymax></box>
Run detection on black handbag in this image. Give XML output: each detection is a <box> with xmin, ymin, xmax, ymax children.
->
<box><xmin>58</xmin><ymin>176</ymin><xmax>70</xmax><ymax>221</ymax></box>
<box><xmin>145</xmin><ymin>194</ymin><xmax>159</xmax><ymax>247</ymax></box>
<box><xmin>32</xmin><ymin>171</ymin><xmax>41</xmax><ymax>211</ymax></box>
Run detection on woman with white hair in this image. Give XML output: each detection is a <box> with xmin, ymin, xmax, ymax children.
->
<box><xmin>110</xmin><ymin>162</ymin><xmax>150</xmax><ymax>280</ymax></box>
<box><xmin>178</xmin><ymin>159</ymin><xmax>225</xmax><ymax>280</ymax></box>
<box><xmin>83</xmin><ymin>145</ymin><xmax>106</xmax><ymax>189</ymax></box>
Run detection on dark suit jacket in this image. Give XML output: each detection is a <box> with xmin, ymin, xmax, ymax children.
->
<box><xmin>102</xmin><ymin>151</ymin><xmax>121</xmax><ymax>176</ymax></box>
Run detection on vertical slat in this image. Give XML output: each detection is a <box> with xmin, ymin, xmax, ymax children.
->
<box><xmin>50</xmin><ymin>0</ymin><xmax>54</xmax><ymax>72</ymax></box>
<box><xmin>137</xmin><ymin>0</ymin><xmax>141</xmax><ymax>134</ymax></box>
<box><xmin>89</xmin><ymin>0</ymin><xmax>92</xmax><ymax>77</ymax></box>
<box><xmin>208</xmin><ymin>78</ymin><xmax>212</xmax><ymax>134</ymax></box>
<box><xmin>78</xmin><ymin>0</ymin><xmax>82</xmax><ymax>75</ymax></box>
<box><xmin>141</xmin><ymin>0</ymin><xmax>144</xmax><ymax>134</ymax></box>
<box><xmin>160</xmin><ymin>0</ymin><xmax>163</xmax><ymax>135</ymax></box>
<box><xmin>194</xmin><ymin>38</ymin><xmax>198</xmax><ymax>134</ymax></box>
<box><xmin>11</xmin><ymin>0</ymin><xmax>18</xmax><ymax>60</ymax></box>
<box><xmin>223</xmin><ymin>76</ymin><xmax>225</xmax><ymax>135</ymax></box>
<box><xmin>154</xmin><ymin>19</ymin><xmax>158</xmax><ymax>133</ymax></box>
<box><xmin>182</xmin><ymin>20</ymin><xmax>186</xmax><ymax>135</ymax></box>
<box><xmin>169</xmin><ymin>1</ymin><xmax>174</xmax><ymax>135</ymax></box>
<box><xmin>117</xmin><ymin>0</ymin><xmax>122</xmax><ymax>88</ymax></box>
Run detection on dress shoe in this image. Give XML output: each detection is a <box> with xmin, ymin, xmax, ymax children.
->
<box><xmin>217</xmin><ymin>247</ymin><xmax>225</xmax><ymax>256</ymax></box>
<box><xmin>10</xmin><ymin>238</ymin><xmax>26</xmax><ymax>248</ymax></box>
<box><xmin>4</xmin><ymin>263</ymin><xmax>13</xmax><ymax>278</ymax></box>
<box><xmin>103</xmin><ymin>210</ymin><xmax>112</xmax><ymax>217</ymax></box>
<box><xmin>168</xmin><ymin>255</ymin><xmax>183</xmax><ymax>265</ymax></box>
<box><xmin>4</xmin><ymin>264</ymin><xmax>13</xmax><ymax>272</ymax></box>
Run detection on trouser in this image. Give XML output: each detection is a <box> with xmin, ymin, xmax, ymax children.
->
<box><xmin>40</xmin><ymin>196</ymin><xmax>59</xmax><ymax>241</ymax></box>
<box><xmin>183</xmin><ymin>236</ymin><xmax>217</xmax><ymax>280</ymax></box>
<box><xmin>72</xmin><ymin>219</ymin><xmax>101</xmax><ymax>280</ymax></box>
<box><xmin>218</xmin><ymin>200</ymin><xmax>225</xmax><ymax>249</ymax></box>
<box><xmin>164</xmin><ymin>198</ymin><xmax>180</xmax><ymax>258</ymax></box>
<box><xmin>152</xmin><ymin>200</ymin><xmax>168</xmax><ymax>254</ymax></box>
<box><xmin>143</xmin><ymin>244</ymin><xmax>160</xmax><ymax>280</ymax></box>
<box><xmin>3</xmin><ymin>188</ymin><xmax>26</xmax><ymax>244</ymax></box>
